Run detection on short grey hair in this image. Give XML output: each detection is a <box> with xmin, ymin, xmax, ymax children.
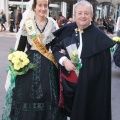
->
<box><xmin>73</xmin><ymin>0</ymin><xmax>93</xmax><ymax>15</ymax></box>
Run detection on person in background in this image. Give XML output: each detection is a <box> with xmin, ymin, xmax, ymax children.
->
<box><xmin>52</xmin><ymin>16</ymin><xmax>57</xmax><ymax>21</ymax></box>
<box><xmin>59</xmin><ymin>11</ymin><xmax>62</xmax><ymax>16</ymax></box>
<box><xmin>52</xmin><ymin>0</ymin><xmax>115</xmax><ymax>120</ymax></box>
<box><xmin>107</xmin><ymin>18</ymin><xmax>114</xmax><ymax>34</ymax></box>
<box><xmin>2</xmin><ymin>0</ymin><xmax>67</xmax><ymax>120</ymax></box>
<box><xmin>116</xmin><ymin>16</ymin><xmax>120</xmax><ymax>37</ymax></box>
<box><xmin>8</xmin><ymin>8</ymin><xmax>12</xmax><ymax>31</ymax></box>
<box><xmin>0</xmin><ymin>9</ymin><xmax>6</xmax><ymax>31</ymax></box>
<box><xmin>57</xmin><ymin>16</ymin><xmax>64</xmax><ymax>27</ymax></box>
<box><xmin>9</xmin><ymin>11</ymin><xmax>14</xmax><ymax>32</ymax></box>
<box><xmin>0</xmin><ymin>10</ymin><xmax>2</xmax><ymax>31</ymax></box>
<box><xmin>15</xmin><ymin>9</ymin><xmax>22</xmax><ymax>32</ymax></box>
<box><xmin>62</xmin><ymin>16</ymin><xmax>67</xmax><ymax>26</ymax></box>
<box><xmin>103</xmin><ymin>18</ymin><xmax>108</xmax><ymax>32</ymax></box>
<box><xmin>67</xmin><ymin>17</ymin><xmax>73</xmax><ymax>24</ymax></box>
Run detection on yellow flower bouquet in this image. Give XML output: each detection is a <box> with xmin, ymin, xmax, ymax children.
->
<box><xmin>8</xmin><ymin>50</ymin><xmax>35</xmax><ymax>75</ymax></box>
<box><xmin>112</xmin><ymin>36</ymin><xmax>120</xmax><ymax>44</ymax></box>
<box><xmin>71</xmin><ymin>50</ymin><xmax>82</xmax><ymax>77</ymax></box>
<box><xmin>110</xmin><ymin>36</ymin><xmax>120</xmax><ymax>52</ymax></box>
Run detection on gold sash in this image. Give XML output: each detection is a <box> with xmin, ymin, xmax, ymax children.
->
<box><xmin>24</xmin><ymin>18</ymin><xmax>57</xmax><ymax>67</ymax></box>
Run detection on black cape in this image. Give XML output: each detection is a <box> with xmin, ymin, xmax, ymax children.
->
<box><xmin>53</xmin><ymin>22</ymin><xmax>115</xmax><ymax>120</ymax></box>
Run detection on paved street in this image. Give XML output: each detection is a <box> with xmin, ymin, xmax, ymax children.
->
<box><xmin>0</xmin><ymin>30</ymin><xmax>120</xmax><ymax>120</ymax></box>
<box><xmin>0</xmin><ymin>30</ymin><xmax>16</xmax><ymax>119</ymax></box>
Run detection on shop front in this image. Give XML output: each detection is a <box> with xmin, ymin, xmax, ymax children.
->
<box><xmin>8</xmin><ymin>0</ymin><xmax>74</xmax><ymax>20</ymax></box>
<box><xmin>49</xmin><ymin>0</ymin><xmax>74</xmax><ymax>19</ymax></box>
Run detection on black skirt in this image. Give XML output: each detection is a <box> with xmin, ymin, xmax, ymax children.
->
<box><xmin>3</xmin><ymin>50</ymin><xmax>66</xmax><ymax>120</ymax></box>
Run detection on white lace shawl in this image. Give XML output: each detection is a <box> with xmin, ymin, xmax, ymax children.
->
<box><xmin>15</xmin><ymin>17</ymin><xmax>59</xmax><ymax>50</ymax></box>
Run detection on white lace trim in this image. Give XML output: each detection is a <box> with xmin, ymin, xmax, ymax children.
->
<box><xmin>18</xmin><ymin>17</ymin><xmax>58</xmax><ymax>48</ymax></box>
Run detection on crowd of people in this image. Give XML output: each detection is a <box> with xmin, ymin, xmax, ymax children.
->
<box><xmin>56</xmin><ymin>16</ymin><xmax>73</xmax><ymax>27</ymax></box>
<box><xmin>8</xmin><ymin>8</ymin><xmax>22</xmax><ymax>32</ymax></box>
<box><xmin>1</xmin><ymin>0</ymin><xmax>119</xmax><ymax>120</ymax></box>
<box><xmin>94</xmin><ymin>17</ymin><xmax>115</xmax><ymax>34</ymax></box>
<box><xmin>0</xmin><ymin>7</ymin><xmax>116</xmax><ymax>34</ymax></box>
<box><xmin>1</xmin><ymin>7</ymin><xmax>73</xmax><ymax>33</ymax></box>
<box><xmin>0</xmin><ymin>8</ymin><xmax>22</xmax><ymax>33</ymax></box>
<box><xmin>53</xmin><ymin>14</ymin><xmax>116</xmax><ymax>35</ymax></box>
<box><xmin>52</xmin><ymin>14</ymin><xmax>115</xmax><ymax>34</ymax></box>
<box><xmin>53</xmin><ymin>14</ymin><xmax>115</xmax><ymax>35</ymax></box>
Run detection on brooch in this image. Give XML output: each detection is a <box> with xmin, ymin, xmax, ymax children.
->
<box><xmin>74</xmin><ymin>28</ymin><xmax>83</xmax><ymax>36</ymax></box>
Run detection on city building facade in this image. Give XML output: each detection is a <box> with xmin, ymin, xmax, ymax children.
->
<box><xmin>0</xmin><ymin>0</ymin><xmax>120</xmax><ymax>26</ymax></box>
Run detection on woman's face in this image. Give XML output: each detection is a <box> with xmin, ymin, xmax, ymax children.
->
<box><xmin>35</xmin><ymin>0</ymin><xmax>48</xmax><ymax>17</ymax></box>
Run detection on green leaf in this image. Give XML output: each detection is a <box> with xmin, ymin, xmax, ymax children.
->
<box><xmin>9</xmin><ymin>48</ymin><xmax>15</xmax><ymax>53</ymax></box>
<box><xmin>10</xmin><ymin>63</ymin><xmax>36</xmax><ymax>75</ymax></box>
